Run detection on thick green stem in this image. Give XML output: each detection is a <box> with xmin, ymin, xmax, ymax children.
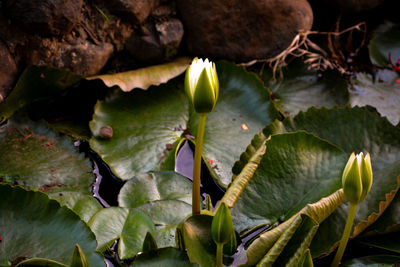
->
<box><xmin>192</xmin><ymin>114</ymin><xmax>207</xmax><ymax>215</ymax></box>
<box><xmin>331</xmin><ymin>203</ymin><xmax>357</xmax><ymax>267</ymax></box>
<box><xmin>216</xmin><ymin>243</ymin><xmax>224</xmax><ymax>267</ymax></box>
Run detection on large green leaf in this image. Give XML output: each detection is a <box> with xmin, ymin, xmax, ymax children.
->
<box><xmin>88</xmin><ymin>58</ymin><xmax>191</xmax><ymax>92</ymax></box>
<box><xmin>88</xmin><ymin>207</ymin><xmax>156</xmax><ymax>259</ymax></box>
<box><xmin>0</xmin><ymin>117</ymin><xmax>95</xmax><ymax>195</ymax></box>
<box><xmin>369</xmin><ymin>21</ymin><xmax>400</xmax><ymax>67</ymax></box>
<box><xmin>137</xmin><ymin>200</ymin><xmax>192</xmax><ymax>248</ymax></box>
<box><xmin>190</xmin><ymin>61</ymin><xmax>279</xmax><ymax>188</ymax></box>
<box><xmin>259</xmin><ymin>59</ymin><xmax>349</xmax><ymax>117</ymax></box>
<box><xmin>89</xmin><ymin>82</ymin><xmax>188</xmax><ymax>180</ymax></box>
<box><xmin>350</xmin><ymin>70</ymin><xmax>400</xmax><ymax>125</ymax></box>
<box><xmin>341</xmin><ymin>255</ymin><xmax>400</xmax><ymax>266</ymax></box>
<box><xmin>230</xmin><ymin>132</ymin><xmax>348</xmax><ymax>232</ymax></box>
<box><xmin>118</xmin><ymin>171</ymin><xmax>192</xmax><ymax>208</ymax></box>
<box><xmin>0</xmin><ymin>184</ymin><xmax>104</xmax><ymax>266</ymax></box>
<box><xmin>263</xmin><ymin>106</ymin><xmax>400</xmax><ymax>171</ymax></box>
<box><xmin>0</xmin><ymin>66</ymin><xmax>81</xmax><ymax>119</ymax></box>
<box><xmin>132</xmin><ymin>247</ymin><xmax>197</xmax><ymax>267</ymax></box>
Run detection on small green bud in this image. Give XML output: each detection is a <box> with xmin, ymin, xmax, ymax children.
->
<box><xmin>211</xmin><ymin>202</ymin><xmax>234</xmax><ymax>245</ymax></box>
<box><xmin>342</xmin><ymin>152</ymin><xmax>373</xmax><ymax>204</ymax></box>
<box><xmin>185</xmin><ymin>58</ymin><xmax>219</xmax><ymax>114</ymax></box>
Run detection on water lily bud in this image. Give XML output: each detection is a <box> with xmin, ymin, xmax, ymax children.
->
<box><xmin>212</xmin><ymin>202</ymin><xmax>234</xmax><ymax>245</ymax></box>
<box><xmin>342</xmin><ymin>152</ymin><xmax>373</xmax><ymax>204</ymax></box>
<box><xmin>185</xmin><ymin>57</ymin><xmax>219</xmax><ymax>114</ymax></box>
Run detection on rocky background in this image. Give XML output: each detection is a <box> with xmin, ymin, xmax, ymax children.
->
<box><xmin>0</xmin><ymin>0</ymin><xmax>398</xmax><ymax>101</ymax></box>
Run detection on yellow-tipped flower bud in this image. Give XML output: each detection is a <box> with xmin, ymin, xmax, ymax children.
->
<box><xmin>185</xmin><ymin>58</ymin><xmax>219</xmax><ymax>114</ymax></box>
<box><xmin>342</xmin><ymin>152</ymin><xmax>373</xmax><ymax>204</ymax></box>
<box><xmin>211</xmin><ymin>202</ymin><xmax>234</xmax><ymax>245</ymax></box>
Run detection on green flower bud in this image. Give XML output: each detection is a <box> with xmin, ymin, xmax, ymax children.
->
<box><xmin>185</xmin><ymin>58</ymin><xmax>219</xmax><ymax>114</ymax></box>
<box><xmin>211</xmin><ymin>202</ymin><xmax>234</xmax><ymax>245</ymax></box>
<box><xmin>342</xmin><ymin>152</ymin><xmax>373</xmax><ymax>204</ymax></box>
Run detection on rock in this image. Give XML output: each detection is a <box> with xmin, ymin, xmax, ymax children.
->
<box><xmin>125</xmin><ymin>18</ymin><xmax>183</xmax><ymax>63</ymax></box>
<box><xmin>105</xmin><ymin>0</ymin><xmax>160</xmax><ymax>24</ymax></box>
<box><xmin>0</xmin><ymin>41</ymin><xmax>18</xmax><ymax>101</ymax></box>
<box><xmin>27</xmin><ymin>36</ymin><xmax>114</xmax><ymax>76</ymax></box>
<box><xmin>3</xmin><ymin>0</ymin><xmax>83</xmax><ymax>36</ymax></box>
<box><xmin>176</xmin><ymin>0</ymin><xmax>313</xmax><ymax>62</ymax></box>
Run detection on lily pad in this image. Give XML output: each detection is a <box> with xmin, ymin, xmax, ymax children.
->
<box><xmin>0</xmin><ymin>66</ymin><xmax>81</xmax><ymax>119</ymax></box>
<box><xmin>0</xmin><ymin>184</ymin><xmax>104</xmax><ymax>266</ymax></box>
<box><xmin>89</xmin><ymin>81</ymin><xmax>188</xmax><ymax>180</ymax></box>
<box><xmin>350</xmin><ymin>70</ymin><xmax>400</xmax><ymax>125</ymax></box>
<box><xmin>118</xmin><ymin>171</ymin><xmax>192</xmax><ymax>208</ymax></box>
<box><xmin>341</xmin><ymin>255</ymin><xmax>400</xmax><ymax>266</ymax></box>
<box><xmin>137</xmin><ymin>200</ymin><xmax>192</xmax><ymax>248</ymax></box>
<box><xmin>263</xmin><ymin>106</ymin><xmax>400</xmax><ymax>171</ymax></box>
<box><xmin>49</xmin><ymin>192</ymin><xmax>102</xmax><ymax>223</ymax></box>
<box><xmin>190</xmin><ymin>61</ymin><xmax>280</xmax><ymax>188</ymax></box>
<box><xmin>260</xmin><ymin>58</ymin><xmax>349</xmax><ymax>117</ymax></box>
<box><xmin>369</xmin><ymin>21</ymin><xmax>400</xmax><ymax>67</ymax></box>
<box><xmin>88</xmin><ymin>58</ymin><xmax>191</xmax><ymax>92</ymax></box>
<box><xmin>88</xmin><ymin>207</ymin><xmax>156</xmax><ymax>259</ymax></box>
<box><xmin>132</xmin><ymin>247</ymin><xmax>197</xmax><ymax>267</ymax></box>
<box><xmin>0</xmin><ymin>116</ymin><xmax>95</xmax><ymax>195</ymax></box>
<box><xmin>230</xmin><ymin>131</ymin><xmax>348</xmax><ymax>232</ymax></box>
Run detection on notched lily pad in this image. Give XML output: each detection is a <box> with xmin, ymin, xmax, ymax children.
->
<box><xmin>132</xmin><ymin>247</ymin><xmax>197</xmax><ymax>267</ymax></box>
<box><xmin>350</xmin><ymin>70</ymin><xmax>400</xmax><ymax>125</ymax></box>
<box><xmin>118</xmin><ymin>171</ymin><xmax>192</xmax><ymax>208</ymax></box>
<box><xmin>0</xmin><ymin>116</ymin><xmax>95</xmax><ymax>195</ymax></box>
<box><xmin>88</xmin><ymin>207</ymin><xmax>156</xmax><ymax>259</ymax></box>
<box><xmin>190</xmin><ymin>61</ymin><xmax>280</xmax><ymax>188</ymax></box>
<box><xmin>89</xmin><ymin>81</ymin><xmax>189</xmax><ymax>180</ymax></box>
<box><xmin>259</xmin><ymin>58</ymin><xmax>349</xmax><ymax>117</ymax></box>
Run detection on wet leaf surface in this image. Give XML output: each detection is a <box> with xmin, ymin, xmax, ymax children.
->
<box><xmin>0</xmin><ymin>184</ymin><xmax>104</xmax><ymax>266</ymax></box>
<box><xmin>0</xmin><ymin>116</ymin><xmax>95</xmax><ymax>195</ymax></box>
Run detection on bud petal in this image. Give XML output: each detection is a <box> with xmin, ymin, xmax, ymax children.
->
<box><xmin>359</xmin><ymin>153</ymin><xmax>373</xmax><ymax>202</ymax></box>
<box><xmin>342</xmin><ymin>153</ymin><xmax>363</xmax><ymax>204</ymax></box>
<box><xmin>211</xmin><ymin>202</ymin><xmax>234</xmax><ymax>245</ymax></box>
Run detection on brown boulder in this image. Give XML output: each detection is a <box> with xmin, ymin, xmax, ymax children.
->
<box><xmin>0</xmin><ymin>41</ymin><xmax>18</xmax><ymax>102</ymax></box>
<box><xmin>27</xmin><ymin>37</ymin><xmax>114</xmax><ymax>76</ymax></box>
<box><xmin>176</xmin><ymin>0</ymin><xmax>313</xmax><ymax>62</ymax></box>
<box><xmin>3</xmin><ymin>0</ymin><xmax>83</xmax><ymax>36</ymax></box>
<box><xmin>126</xmin><ymin>18</ymin><xmax>183</xmax><ymax>63</ymax></box>
<box><xmin>105</xmin><ymin>0</ymin><xmax>160</xmax><ymax>24</ymax></box>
